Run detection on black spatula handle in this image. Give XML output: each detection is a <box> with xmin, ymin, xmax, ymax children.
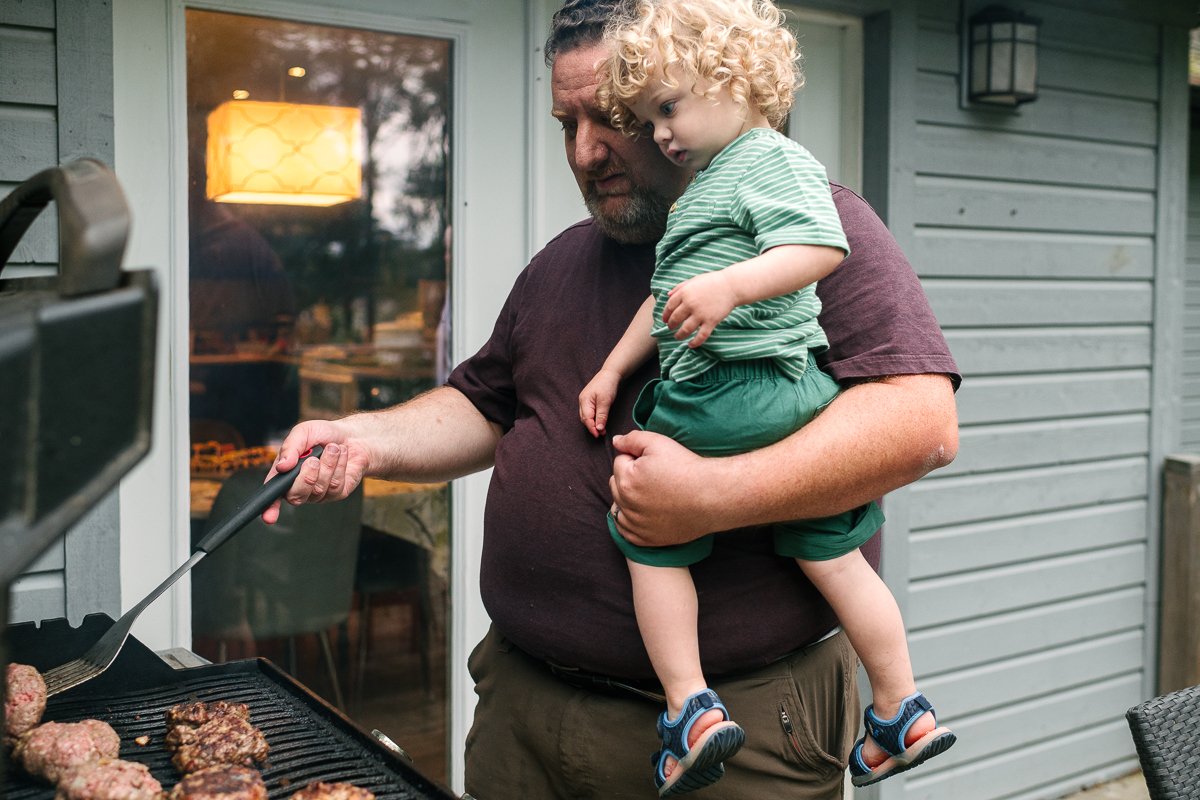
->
<box><xmin>194</xmin><ymin>445</ymin><xmax>325</xmax><ymax>554</ymax></box>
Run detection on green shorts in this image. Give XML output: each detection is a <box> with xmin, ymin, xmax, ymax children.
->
<box><xmin>610</xmin><ymin>357</ymin><xmax>884</xmax><ymax>567</ymax></box>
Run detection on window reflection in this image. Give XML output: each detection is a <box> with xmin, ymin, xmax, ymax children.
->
<box><xmin>185</xmin><ymin>9</ymin><xmax>452</xmax><ymax>782</ymax></box>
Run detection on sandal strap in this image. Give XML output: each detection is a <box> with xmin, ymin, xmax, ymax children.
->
<box><xmin>847</xmin><ymin>738</ymin><xmax>872</xmax><ymax>778</ymax></box>
<box><xmin>653</xmin><ymin>689</ymin><xmax>730</xmax><ymax>783</ymax></box>
<box><xmin>864</xmin><ymin>692</ymin><xmax>935</xmax><ymax>757</ymax></box>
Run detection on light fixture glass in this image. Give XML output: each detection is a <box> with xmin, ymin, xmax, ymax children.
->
<box><xmin>287</xmin><ymin>66</ymin><xmax>306</xmax><ymax>78</ymax></box>
<box><xmin>967</xmin><ymin>5</ymin><xmax>1040</xmax><ymax>106</ymax></box>
<box><xmin>205</xmin><ymin>100</ymin><xmax>363</xmax><ymax>206</ymax></box>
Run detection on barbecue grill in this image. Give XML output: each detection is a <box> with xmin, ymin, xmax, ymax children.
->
<box><xmin>1</xmin><ymin>163</ymin><xmax>457</xmax><ymax>799</ymax></box>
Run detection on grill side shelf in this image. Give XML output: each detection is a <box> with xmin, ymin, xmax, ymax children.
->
<box><xmin>2</xmin><ymin>658</ymin><xmax>454</xmax><ymax>800</ymax></box>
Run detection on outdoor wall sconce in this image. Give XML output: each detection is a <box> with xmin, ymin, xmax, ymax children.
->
<box><xmin>966</xmin><ymin>5</ymin><xmax>1041</xmax><ymax>107</ymax></box>
<box><xmin>206</xmin><ymin>100</ymin><xmax>363</xmax><ymax>206</ymax></box>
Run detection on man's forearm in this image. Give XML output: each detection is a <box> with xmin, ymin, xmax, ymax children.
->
<box><xmin>342</xmin><ymin>385</ymin><xmax>502</xmax><ymax>483</ymax></box>
<box><xmin>720</xmin><ymin>373</ymin><xmax>958</xmax><ymax>525</ymax></box>
<box><xmin>610</xmin><ymin>373</ymin><xmax>958</xmax><ymax>545</ymax></box>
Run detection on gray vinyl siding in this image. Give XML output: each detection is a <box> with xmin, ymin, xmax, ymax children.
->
<box><xmin>1183</xmin><ymin>112</ymin><xmax>1200</xmax><ymax>450</ymax></box>
<box><xmin>866</xmin><ymin>2</ymin><xmax>1188</xmax><ymax>798</ymax></box>
<box><xmin>0</xmin><ymin>0</ymin><xmax>120</xmax><ymax>625</ymax></box>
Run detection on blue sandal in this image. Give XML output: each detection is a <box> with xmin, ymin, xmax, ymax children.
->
<box><xmin>849</xmin><ymin>691</ymin><xmax>956</xmax><ymax>787</ymax></box>
<box><xmin>652</xmin><ymin>689</ymin><xmax>745</xmax><ymax>797</ymax></box>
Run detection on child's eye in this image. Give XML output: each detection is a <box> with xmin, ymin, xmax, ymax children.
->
<box><xmin>660</xmin><ymin>101</ymin><xmax>675</xmax><ymax>116</ymax></box>
<box><xmin>642</xmin><ymin>120</ymin><xmax>654</xmax><ymax>134</ymax></box>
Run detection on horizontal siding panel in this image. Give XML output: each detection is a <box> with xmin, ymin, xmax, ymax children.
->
<box><xmin>945</xmin><ymin>327</ymin><xmax>1151</xmax><ymax>375</ymax></box>
<box><xmin>910</xmin><ymin>501</ymin><xmax>1146</xmax><ymax>579</ymax></box>
<box><xmin>0</xmin><ymin>181</ymin><xmax>56</xmax><ymax>262</ymax></box>
<box><xmin>913</xmin><ymin>176</ymin><xmax>1155</xmax><ymax>235</ymax></box>
<box><xmin>910</xmin><ymin>550</ymin><xmax>1143</xmax><ymax>629</ymax></box>
<box><xmin>917</xmin><ymin>27</ymin><xmax>1157</xmax><ymax>100</ymax></box>
<box><xmin>906</xmin><ymin>720</ymin><xmax>1137</xmax><ymax>800</ymax></box>
<box><xmin>921</xmin><ymin>630</ymin><xmax>1142</xmax><ymax>720</ymax></box>
<box><xmin>911</xmin><ymin>457</ymin><xmax>1147</xmax><ymax>530</ymax></box>
<box><xmin>8</xmin><ymin>570</ymin><xmax>65</xmax><ymax>623</ymax></box>
<box><xmin>0</xmin><ymin>27</ymin><xmax>55</xmax><ymax>106</ymax></box>
<box><xmin>910</xmin><ymin>588</ymin><xmax>1144</xmax><ymax>674</ymax></box>
<box><xmin>911</xmin><ymin>674</ymin><xmax>1142</xmax><ymax>777</ymax></box>
<box><xmin>917</xmin><ymin>73</ymin><xmax>1157</xmax><ymax>147</ymax></box>
<box><xmin>942</xmin><ymin>415</ymin><xmax>1149</xmax><ymax>477</ymax></box>
<box><xmin>955</xmin><ymin>371</ymin><xmax>1150</xmax><ymax>425</ymax></box>
<box><xmin>1038</xmin><ymin>47</ymin><xmax>1159</xmax><ymax>101</ymax></box>
<box><xmin>908</xmin><ymin>544</ymin><xmax>1145</xmax><ymax>629</ymax></box>
<box><xmin>0</xmin><ymin>105</ymin><xmax>56</xmax><ymax>182</ymax></box>
<box><xmin>926</xmin><ymin>279</ymin><xmax>1152</xmax><ymax>327</ymax></box>
<box><xmin>914</xmin><ymin>23</ymin><xmax>957</xmax><ymax>74</ymax></box>
<box><xmin>1182</xmin><ymin>423</ymin><xmax>1200</xmax><ymax>451</ymax></box>
<box><xmin>0</xmin><ymin>0</ymin><xmax>54</xmax><ymax>28</ymax></box>
<box><xmin>915</xmin><ymin>124</ymin><xmax>1156</xmax><ymax>190</ymax></box>
<box><xmin>916</xmin><ymin>0</ymin><xmax>1161</xmax><ymax>51</ymax></box>
<box><xmin>912</xmin><ymin>229</ymin><xmax>1153</xmax><ymax>280</ymax></box>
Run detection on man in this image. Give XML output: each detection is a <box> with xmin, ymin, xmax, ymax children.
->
<box><xmin>266</xmin><ymin>2</ymin><xmax>959</xmax><ymax>796</ymax></box>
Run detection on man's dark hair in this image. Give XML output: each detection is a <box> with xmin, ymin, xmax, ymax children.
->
<box><xmin>543</xmin><ymin>0</ymin><xmax>634</xmax><ymax>66</ymax></box>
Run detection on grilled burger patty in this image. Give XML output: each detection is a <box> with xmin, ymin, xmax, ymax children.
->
<box><xmin>165</xmin><ymin>701</ymin><xmax>268</xmax><ymax>774</ymax></box>
<box><xmin>55</xmin><ymin>758</ymin><xmax>164</xmax><ymax>800</ymax></box>
<box><xmin>165</xmin><ymin>701</ymin><xmax>250</xmax><ymax>728</ymax></box>
<box><xmin>290</xmin><ymin>781</ymin><xmax>376</xmax><ymax>800</ymax></box>
<box><xmin>167</xmin><ymin>765</ymin><xmax>267</xmax><ymax>800</ymax></box>
<box><xmin>4</xmin><ymin>663</ymin><xmax>48</xmax><ymax>739</ymax></box>
<box><xmin>12</xmin><ymin>719</ymin><xmax>121</xmax><ymax>784</ymax></box>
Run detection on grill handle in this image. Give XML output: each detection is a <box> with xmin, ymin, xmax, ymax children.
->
<box><xmin>0</xmin><ymin>159</ymin><xmax>131</xmax><ymax>296</ymax></box>
<box><xmin>194</xmin><ymin>445</ymin><xmax>325</xmax><ymax>554</ymax></box>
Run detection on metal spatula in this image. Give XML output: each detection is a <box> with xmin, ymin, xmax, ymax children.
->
<box><xmin>42</xmin><ymin>446</ymin><xmax>323</xmax><ymax>697</ymax></box>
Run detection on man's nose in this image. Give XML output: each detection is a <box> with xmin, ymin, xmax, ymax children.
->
<box><xmin>573</xmin><ymin>120</ymin><xmax>610</xmax><ymax>171</ymax></box>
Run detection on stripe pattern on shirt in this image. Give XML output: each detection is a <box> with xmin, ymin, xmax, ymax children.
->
<box><xmin>652</xmin><ymin>128</ymin><xmax>849</xmax><ymax>382</ymax></box>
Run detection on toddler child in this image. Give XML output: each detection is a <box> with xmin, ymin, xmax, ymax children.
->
<box><xmin>578</xmin><ymin>0</ymin><xmax>956</xmax><ymax>795</ymax></box>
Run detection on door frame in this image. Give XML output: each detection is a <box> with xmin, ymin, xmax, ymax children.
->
<box><xmin>113</xmin><ymin>0</ymin><xmax>530</xmax><ymax>789</ymax></box>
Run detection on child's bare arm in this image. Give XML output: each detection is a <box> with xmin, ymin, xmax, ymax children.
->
<box><xmin>579</xmin><ymin>295</ymin><xmax>658</xmax><ymax>437</ymax></box>
<box><xmin>664</xmin><ymin>243</ymin><xmax>845</xmax><ymax>348</ymax></box>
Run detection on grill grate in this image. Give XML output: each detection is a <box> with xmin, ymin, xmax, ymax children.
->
<box><xmin>2</xmin><ymin>660</ymin><xmax>452</xmax><ymax>800</ymax></box>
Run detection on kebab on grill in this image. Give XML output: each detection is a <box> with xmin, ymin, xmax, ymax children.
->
<box><xmin>11</xmin><ymin>719</ymin><xmax>122</xmax><ymax>784</ymax></box>
<box><xmin>290</xmin><ymin>781</ymin><xmax>376</xmax><ymax>800</ymax></box>
<box><xmin>167</xmin><ymin>764</ymin><xmax>268</xmax><ymax>800</ymax></box>
<box><xmin>165</xmin><ymin>700</ymin><xmax>268</xmax><ymax>774</ymax></box>
<box><xmin>54</xmin><ymin>757</ymin><xmax>164</xmax><ymax>800</ymax></box>
<box><xmin>4</xmin><ymin>662</ymin><xmax>48</xmax><ymax>740</ymax></box>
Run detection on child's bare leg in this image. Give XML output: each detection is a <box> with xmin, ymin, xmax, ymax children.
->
<box><xmin>628</xmin><ymin>559</ymin><xmax>725</xmax><ymax>773</ymax></box>
<box><xmin>798</xmin><ymin>550</ymin><xmax>934</xmax><ymax>767</ymax></box>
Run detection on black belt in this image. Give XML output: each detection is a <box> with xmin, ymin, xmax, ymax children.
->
<box><xmin>543</xmin><ymin>660</ymin><xmax>666</xmax><ymax>704</ymax></box>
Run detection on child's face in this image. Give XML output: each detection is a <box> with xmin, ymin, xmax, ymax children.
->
<box><xmin>629</xmin><ymin>65</ymin><xmax>761</xmax><ymax>171</ymax></box>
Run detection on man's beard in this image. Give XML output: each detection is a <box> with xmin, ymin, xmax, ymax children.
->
<box><xmin>584</xmin><ymin>182</ymin><xmax>672</xmax><ymax>245</ymax></box>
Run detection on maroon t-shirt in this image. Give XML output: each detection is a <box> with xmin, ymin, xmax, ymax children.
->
<box><xmin>448</xmin><ymin>185</ymin><xmax>960</xmax><ymax>680</ymax></box>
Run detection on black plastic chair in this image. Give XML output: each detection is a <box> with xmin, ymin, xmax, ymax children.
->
<box><xmin>1126</xmin><ymin>683</ymin><xmax>1200</xmax><ymax>799</ymax></box>
<box><xmin>192</xmin><ymin>466</ymin><xmax>363</xmax><ymax>709</ymax></box>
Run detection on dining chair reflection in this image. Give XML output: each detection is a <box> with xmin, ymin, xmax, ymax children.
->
<box><xmin>191</xmin><ymin>466</ymin><xmax>363</xmax><ymax>709</ymax></box>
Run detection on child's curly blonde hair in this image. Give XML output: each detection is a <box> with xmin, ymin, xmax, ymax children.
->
<box><xmin>598</xmin><ymin>0</ymin><xmax>801</xmax><ymax>135</ymax></box>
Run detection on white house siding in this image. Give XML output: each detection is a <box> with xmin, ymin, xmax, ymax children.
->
<box><xmin>874</xmin><ymin>2</ymin><xmax>1186</xmax><ymax>798</ymax></box>
<box><xmin>0</xmin><ymin>0</ymin><xmax>121</xmax><ymax>625</ymax></box>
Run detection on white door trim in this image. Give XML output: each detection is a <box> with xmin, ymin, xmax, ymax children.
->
<box><xmin>114</xmin><ymin>1</ymin><xmax>529</xmax><ymax>790</ymax></box>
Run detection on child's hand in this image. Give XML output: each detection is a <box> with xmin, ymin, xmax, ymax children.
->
<box><xmin>663</xmin><ymin>271</ymin><xmax>738</xmax><ymax>348</ymax></box>
<box><xmin>579</xmin><ymin>368</ymin><xmax>622</xmax><ymax>437</ymax></box>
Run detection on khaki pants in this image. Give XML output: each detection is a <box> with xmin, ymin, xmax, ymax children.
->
<box><xmin>464</xmin><ymin>626</ymin><xmax>859</xmax><ymax>800</ymax></box>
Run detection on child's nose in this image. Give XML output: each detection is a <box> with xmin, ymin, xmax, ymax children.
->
<box><xmin>653</xmin><ymin>126</ymin><xmax>670</xmax><ymax>145</ymax></box>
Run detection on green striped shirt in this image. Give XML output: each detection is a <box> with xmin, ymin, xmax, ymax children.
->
<box><xmin>652</xmin><ymin>128</ymin><xmax>848</xmax><ymax>382</ymax></box>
